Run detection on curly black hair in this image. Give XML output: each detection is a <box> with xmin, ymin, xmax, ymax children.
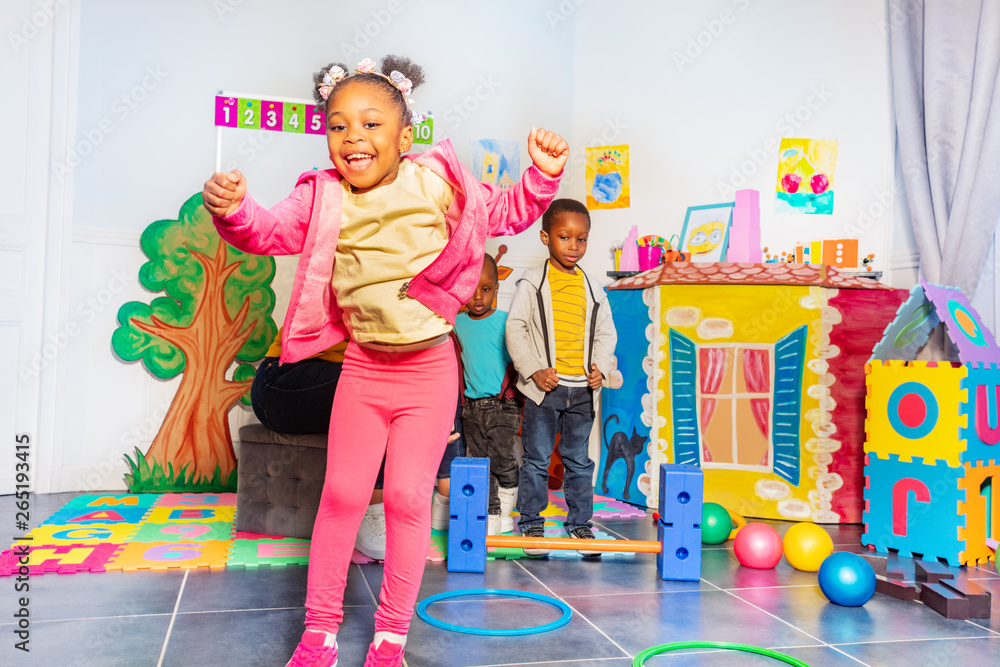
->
<box><xmin>311</xmin><ymin>55</ymin><xmax>425</xmax><ymax>126</ymax></box>
<box><xmin>542</xmin><ymin>198</ymin><xmax>591</xmax><ymax>233</ymax></box>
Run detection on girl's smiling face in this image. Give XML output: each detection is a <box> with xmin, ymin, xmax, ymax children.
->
<box><xmin>326</xmin><ymin>80</ymin><xmax>412</xmax><ymax>194</ymax></box>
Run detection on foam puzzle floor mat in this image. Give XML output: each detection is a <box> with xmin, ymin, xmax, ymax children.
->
<box><xmin>1</xmin><ymin>490</ymin><xmax>647</xmax><ymax>575</ymax></box>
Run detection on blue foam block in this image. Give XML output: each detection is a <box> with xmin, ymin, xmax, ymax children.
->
<box><xmin>447</xmin><ymin>457</ymin><xmax>490</xmax><ymax>573</ymax></box>
<box><xmin>657</xmin><ymin>463</ymin><xmax>703</xmax><ymax>529</ymax></box>
<box><xmin>657</xmin><ymin>518</ymin><xmax>701</xmax><ymax>581</ymax></box>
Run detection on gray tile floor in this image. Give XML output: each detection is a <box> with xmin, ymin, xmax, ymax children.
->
<box><xmin>1</xmin><ymin>492</ymin><xmax>997</xmax><ymax>666</ymax></box>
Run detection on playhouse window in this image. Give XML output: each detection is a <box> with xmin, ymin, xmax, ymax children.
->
<box><xmin>697</xmin><ymin>345</ymin><xmax>773</xmax><ymax>471</ymax></box>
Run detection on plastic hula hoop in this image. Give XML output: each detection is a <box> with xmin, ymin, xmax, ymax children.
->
<box><xmin>416</xmin><ymin>588</ymin><xmax>572</xmax><ymax>636</ymax></box>
<box><xmin>633</xmin><ymin>641</ymin><xmax>812</xmax><ymax>666</ymax></box>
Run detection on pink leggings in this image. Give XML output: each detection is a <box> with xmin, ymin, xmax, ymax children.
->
<box><xmin>305</xmin><ymin>340</ymin><xmax>456</xmax><ymax>635</ymax></box>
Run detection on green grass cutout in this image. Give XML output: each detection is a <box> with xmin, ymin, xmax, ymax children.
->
<box><xmin>124</xmin><ymin>448</ymin><xmax>237</xmax><ymax>493</ymax></box>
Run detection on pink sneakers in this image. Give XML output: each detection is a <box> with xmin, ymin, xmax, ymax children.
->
<box><xmin>363</xmin><ymin>640</ymin><xmax>405</xmax><ymax>666</ymax></box>
<box><xmin>285</xmin><ymin>630</ymin><xmax>337</xmax><ymax>667</ymax></box>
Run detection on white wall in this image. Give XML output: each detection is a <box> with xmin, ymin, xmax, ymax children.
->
<box><xmin>44</xmin><ymin>0</ymin><xmax>576</xmax><ymax>491</ymax></box>
<box><xmin>494</xmin><ymin>0</ymin><xmax>899</xmax><ymax>290</ymax></box>
<box><xmin>27</xmin><ymin>0</ymin><xmax>919</xmax><ymax>491</ymax></box>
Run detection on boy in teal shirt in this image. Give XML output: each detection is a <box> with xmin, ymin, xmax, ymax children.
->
<box><xmin>453</xmin><ymin>255</ymin><xmax>520</xmax><ymax>535</ymax></box>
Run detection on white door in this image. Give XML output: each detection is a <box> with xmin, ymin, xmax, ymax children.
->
<box><xmin>0</xmin><ymin>3</ymin><xmax>67</xmax><ymax>495</ymax></box>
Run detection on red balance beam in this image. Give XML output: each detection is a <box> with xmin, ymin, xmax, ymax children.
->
<box><xmin>486</xmin><ymin>535</ymin><xmax>662</xmax><ymax>553</ymax></box>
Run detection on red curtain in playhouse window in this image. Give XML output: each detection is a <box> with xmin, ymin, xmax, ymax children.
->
<box><xmin>742</xmin><ymin>348</ymin><xmax>771</xmax><ymax>465</ymax></box>
<box><xmin>699</xmin><ymin>348</ymin><xmax>727</xmax><ymax>462</ymax></box>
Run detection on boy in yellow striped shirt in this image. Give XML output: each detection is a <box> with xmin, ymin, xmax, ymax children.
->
<box><xmin>505</xmin><ymin>199</ymin><xmax>617</xmax><ymax>555</ymax></box>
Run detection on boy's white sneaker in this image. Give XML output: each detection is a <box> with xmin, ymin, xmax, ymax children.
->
<box><xmin>431</xmin><ymin>492</ymin><xmax>450</xmax><ymax>531</ymax></box>
<box><xmin>498</xmin><ymin>486</ymin><xmax>518</xmax><ymax>534</ymax></box>
<box><xmin>487</xmin><ymin>514</ymin><xmax>504</xmax><ymax>536</ymax></box>
<box><xmin>355</xmin><ymin>503</ymin><xmax>386</xmax><ymax>560</ymax></box>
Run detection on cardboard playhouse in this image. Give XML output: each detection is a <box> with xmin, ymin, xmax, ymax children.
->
<box><xmin>598</xmin><ymin>262</ymin><xmax>907</xmax><ymax>523</ymax></box>
<box><xmin>862</xmin><ymin>281</ymin><xmax>1000</xmax><ymax>567</ymax></box>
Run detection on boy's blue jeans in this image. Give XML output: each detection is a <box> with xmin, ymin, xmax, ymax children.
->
<box><xmin>517</xmin><ymin>384</ymin><xmax>595</xmax><ymax>531</ymax></box>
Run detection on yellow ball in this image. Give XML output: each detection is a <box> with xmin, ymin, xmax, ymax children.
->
<box><xmin>727</xmin><ymin>510</ymin><xmax>746</xmax><ymax>540</ymax></box>
<box><xmin>782</xmin><ymin>522</ymin><xmax>834</xmax><ymax>572</ymax></box>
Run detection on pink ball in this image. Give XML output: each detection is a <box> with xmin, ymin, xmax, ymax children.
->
<box><xmin>733</xmin><ymin>523</ymin><xmax>784</xmax><ymax>569</ymax></box>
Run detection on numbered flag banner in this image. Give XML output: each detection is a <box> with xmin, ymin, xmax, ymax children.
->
<box><xmin>306</xmin><ymin>104</ymin><xmax>325</xmax><ymax>135</ymax></box>
<box><xmin>215</xmin><ymin>95</ymin><xmax>431</xmax><ymax>145</ymax></box>
<box><xmin>215</xmin><ymin>96</ymin><xmax>238</xmax><ymax>128</ymax></box>
<box><xmin>214</xmin><ymin>94</ymin><xmax>325</xmax><ymax>135</ymax></box>
<box><xmin>260</xmin><ymin>100</ymin><xmax>283</xmax><ymax>132</ymax></box>
<box><xmin>412</xmin><ymin>115</ymin><xmax>433</xmax><ymax>145</ymax></box>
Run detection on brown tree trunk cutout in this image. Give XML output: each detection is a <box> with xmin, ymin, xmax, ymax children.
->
<box><xmin>133</xmin><ymin>242</ymin><xmax>255</xmax><ymax>481</ymax></box>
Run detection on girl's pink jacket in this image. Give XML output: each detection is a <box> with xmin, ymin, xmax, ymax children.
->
<box><xmin>213</xmin><ymin>139</ymin><xmax>561</xmax><ymax>364</ymax></box>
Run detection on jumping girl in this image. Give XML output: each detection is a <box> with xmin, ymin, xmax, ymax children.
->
<box><xmin>203</xmin><ymin>55</ymin><xmax>567</xmax><ymax>667</ymax></box>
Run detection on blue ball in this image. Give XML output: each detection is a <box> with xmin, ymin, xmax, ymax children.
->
<box><xmin>818</xmin><ymin>552</ymin><xmax>876</xmax><ymax>607</ymax></box>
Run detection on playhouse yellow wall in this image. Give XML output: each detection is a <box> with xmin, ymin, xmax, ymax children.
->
<box><xmin>655</xmin><ymin>284</ymin><xmax>831</xmax><ymax>521</ymax></box>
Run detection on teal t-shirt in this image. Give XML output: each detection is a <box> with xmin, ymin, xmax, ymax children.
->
<box><xmin>453</xmin><ymin>310</ymin><xmax>511</xmax><ymax>399</ymax></box>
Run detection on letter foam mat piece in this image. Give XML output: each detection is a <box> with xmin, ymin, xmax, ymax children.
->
<box><xmin>865</xmin><ymin>360</ymin><xmax>967</xmax><ymax>467</ymax></box>
<box><xmin>0</xmin><ymin>543</ymin><xmax>123</xmax><ymax>575</ymax></box>
<box><xmin>26</xmin><ymin>524</ymin><xmax>140</xmax><ymax>545</ymax></box>
<box><xmin>108</xmin><ymin>539</ymin><xmax>233</xmax><ymax>571</ymax></box>
<box><xmin>921</xmin><ymin>281</ymin><xmax>1000</xmax><ymax>364</ymax></box>
<box><xmin>59</xmin><ymin>493</ymin><xmax>162</xmax><ymax>511</ymax></box>
<box><xmin>957</xmin><ymin>460</ymin><xmax>1000</xmax><ymax>566</ymax></box>
<box><xmin>131</xmin><ymin>521</ymin><xmax>235</xmax><ymax>543</ymax></box>
<box><xmin>227</xmin><ymin>538</ymin><xmax>311</xmax><ymax>568</ymax></box>
<box><xmin>151</xmin><ymin>492</ymin><xmax>238</xmax><ymax>507</ymax></box>
<box><xmin>959</xmin><ymin>364</ymin><xmax>1000</xmax><ymax>465</ymax></box>
<box><xmin>144</xmin><ymin>506</ymin><xmax>236</xmax><ymax>524</ymax></box>
<box><xmin>862</xmin><ymin>453</ymin><xmax>966</xmax><ymax>566</ymax></box>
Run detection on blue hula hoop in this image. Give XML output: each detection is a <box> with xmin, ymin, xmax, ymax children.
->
<box><xmin>416</xmin><ymin>588</ymin><xmax>572</xmax><ymax>636</ymax></box>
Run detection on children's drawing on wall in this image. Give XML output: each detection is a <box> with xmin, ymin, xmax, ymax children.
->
<box><xmin>774</xmin><ymin>138</ymin><xmax>838</xmax><ymax>215</ymax></box>
<box><xmin>470</xmin><ymin>138</ymin><xmax>519</xmax><ymax>191</ymax></box>
<box><xmin>585</xmin><ymin>145</ymin><xmax>630</xmax><ymax>210</ymax></box>
<box><xmin>111</xmin><ymin>193</ymin><xmax>276</xmax><ymax>493</ymax></box>
<box><xmin>679</xmin><ymin>203</ymin><xmax>735</xmax><ymax>262</ymax></box>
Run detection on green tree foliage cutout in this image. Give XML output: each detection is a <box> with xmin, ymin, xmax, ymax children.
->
<box><xmin>112</xmin><ymin>193</ymin><xmax>276</xmax><ymax>492</ymax></box>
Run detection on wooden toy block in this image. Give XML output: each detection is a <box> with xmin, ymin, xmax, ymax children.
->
<box><xmin>875</xmin><ymin>576</ymin><xmax>918</xmax><ymax>601</ymax></box>
<box><xmin>914</xmin><ymin>559</ymin><xmax>955</xmax><ymax>584</ymax></box>
<box><xmin>920</xmin><ymin>581</ymin><xmax>971</xmax><ymax>619</ymax></box>
<box><xmin>821</xmin><ymin>238</ymin><xmax>859</xmax><ymax>270</ymax></box>
<box><xmin>885</xmin><ymin>552</ymin><xmax>915</xmax><ymax>580</ymax></box>
<box><xmin>859</xmin><ymin>552</ymin><xmax>887</xmax><ymax>577</ymax></box>
<box><xmin>941</xmin><ymin>578</ymin><xmax>991</xmax><ymax>619</ymax></box>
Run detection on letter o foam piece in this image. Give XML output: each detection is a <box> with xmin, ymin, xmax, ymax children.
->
<box><xmin>633</xmin><ymin>641</ymin><xmax>810</xmax><ymax>666</ymax></box>
<box><xmin>416</xmin><ymin>588</ymin><xmax>572</xmax><ymax>636</ymax></box>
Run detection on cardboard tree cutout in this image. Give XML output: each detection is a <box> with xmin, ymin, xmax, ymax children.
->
<box><xmin>112</xmin><ymin>193</ymin><xmax>276</xmax><ymax>492</ymax></box>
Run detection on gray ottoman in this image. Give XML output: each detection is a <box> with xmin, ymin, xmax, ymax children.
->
<box><xmin>236</xmin><ymin>424</ymin><xmax>328</xmax><ymax>539</ymax></box>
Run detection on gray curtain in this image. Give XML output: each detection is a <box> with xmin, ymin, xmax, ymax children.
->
<box><xmin>890</xmin><ymin>0</ymin><xmax>1000</xmax><ymax>297</ymax></box>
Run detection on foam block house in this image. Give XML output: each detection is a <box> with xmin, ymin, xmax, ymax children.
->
<box><xmin>863</xmin><ymin>281</ymin><xmax>1000</xmax><ymax>567</ymax></box>
<box><xmin>600</xmin><ymin>262</ymin><xmax>907</xmax><ymax>523</ymax></box>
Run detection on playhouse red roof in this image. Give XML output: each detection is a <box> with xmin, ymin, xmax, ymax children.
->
<box><xmin>608</xmin><ymin>262</ymin><xmax>890</xmax><ymax>291</ymax></box>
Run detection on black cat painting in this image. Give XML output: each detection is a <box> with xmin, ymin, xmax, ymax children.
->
<box><xmin>600</xmin><ymin>414</ymin><xmax>649</xmax><ymax>501</ymax></box>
